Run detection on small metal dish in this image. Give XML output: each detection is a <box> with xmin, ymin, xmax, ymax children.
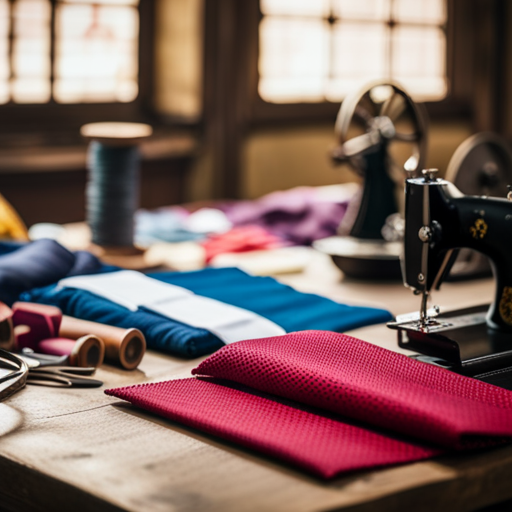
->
<box><xmin>313</xmin><ymin>236</ymin><xmax>402</xmax><ymax>280</ymax></box>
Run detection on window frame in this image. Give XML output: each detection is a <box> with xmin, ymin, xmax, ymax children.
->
<box><xmin>203</xmin><ymin>0</ymin><xmax>507</xmax><ymax>199</ymax></box>
<box><xmin>0</xmin><ymin>0</ymin><xmax>156</xmax><ymax>137</ymax></box>
<box><xmin>235</xmin><ymin>0</ymin><xmax>480</xmax><ymax>127</ymax></box>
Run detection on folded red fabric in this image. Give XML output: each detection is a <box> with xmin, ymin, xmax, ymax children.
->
<box><xmin>106</xmin><ymin>331</ymin><xmax>512</xmax><ymax>478</ymax></box>
<box><xmin>106</xmin><ymin>378</ymin><xmax>439</xmax><ymax>478</ymax></box>
<box><xmin>193</xmin><ymin>331</ymin><xmax>512</xmax><ymax>448</ymax></box>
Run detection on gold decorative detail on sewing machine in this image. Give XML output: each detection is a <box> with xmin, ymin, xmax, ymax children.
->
<box><xmin>499</xmin><ymin>287</ymin><xmax>512</xmax><ymax>325</ymax></box>
<box><xmin>470</xmin><ymin>218</ymin><xmax>488</xmax><ymax>239</ymax></box>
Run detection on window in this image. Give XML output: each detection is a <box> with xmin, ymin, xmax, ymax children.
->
<box><xmin>0</xmin><ymin>0</ymin><xmax>139</xmax><ymax>105</ymax></box>
<box><xmin>259</xmin><ymin>0</ymin><xmax>447</xmax><ymax>104</ymax></box>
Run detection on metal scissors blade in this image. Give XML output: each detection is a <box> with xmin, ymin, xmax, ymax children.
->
<box><xmin>20</xmin><ymin>349</ymin><xmax>68</xmax><ymax>367</ymax></box>
<box><xmin>28</xmin><ymin>367</ymin><xmax>103</xmax><ymax>388</ymax></box>
<box><xmin>0</xmin><ymin>349</ymin><xmax>29</xmax><ymax>401</ymax></box>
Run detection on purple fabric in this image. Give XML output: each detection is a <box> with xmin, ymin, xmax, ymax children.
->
<box><xmin>222</xmin><ymin>187</ymin><xmax>349</xmax><ymax>246</ymax></box>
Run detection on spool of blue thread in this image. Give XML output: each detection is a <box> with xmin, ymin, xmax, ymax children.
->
<box><xmin>81</xmin><ymin>122</ymin><xmax>152</xmax><ymax>249</ymax></box>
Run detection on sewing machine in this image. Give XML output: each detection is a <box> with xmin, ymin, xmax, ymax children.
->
<box><xmin>444</xmin><ymin>132</ymin><xmax>512</xmax><ymax>280</ymax></box>
<box><xmin>388</xmin><ymin>169</ymin><xmax>512</xmax><ymax>383</ymax></box>
<box><xmin>313</xmin><ymin>81</ymin><xmax>428</xmax><ymax>279</ymax></box>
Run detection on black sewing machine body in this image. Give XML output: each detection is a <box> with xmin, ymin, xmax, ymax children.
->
<box><xmin>389</xmin><ymin>173</ymin><xmax>512</xmax><ymax>380</ymax></box>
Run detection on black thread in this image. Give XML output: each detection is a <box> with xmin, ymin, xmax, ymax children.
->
<box><xmin>86</xmin><ymin>141</ymin><xmax>140</xmax><ymax>247</ymax></box>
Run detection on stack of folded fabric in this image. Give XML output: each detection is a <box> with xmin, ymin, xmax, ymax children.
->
<box><xmin>0</xmin><ymin>239</ymin><xmax>392</xmax><ymax>358</ymax></box>
<box><xmin>106</xmin><ymin>331</ymin><xmax>512</xmax><ymax>478</ymax></box>
<box><xmin>25</xmin><ymin>267</ymin><xmax>392</xmax><ymax>357</ymax></box>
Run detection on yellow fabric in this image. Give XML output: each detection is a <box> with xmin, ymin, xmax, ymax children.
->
<box><xmin>0</xmin><ymin>193</ymin><xmax>28</xmax><ymax>240</ymax></box>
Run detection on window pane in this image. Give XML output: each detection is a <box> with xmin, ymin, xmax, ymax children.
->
<box><xmin>327</xmin><ymin>20</ymin><xmax>388</xmax><ymax>101</ymax></box>
<box><xmin>64</xmin><ymin>0</ymin><xmax>138</xmax><ymax>4</ymax></box>
<box><xmin>260</xmin><ymin>0</ymin><xmax>330</xmax><ymax>17</ymax></box>
<box><xmin>259</xmin><ymin>0</ymin><xmax>448</xmax><ymax>103</ymax></box>
<box><xmin>392</xmin><ymin>25</ymin><xmax>446</xmax><ymax>100</ymax></box>
<box><xmin>12</xmin><ymin>0</ymin><xmax>51</xmax><ymax>103</ymax></box>
<box><xmin>259</xmin><ymin>17</ymin><xmax>329</xmax><ymax>102</ymax></box>
<box><xmin>393</xmin><ymin>0</ymin><xmax>446</xmax><ymax>24</ymax></box>
<box><xmin>332</xmin><ymin>0</ymin><xmax>390</xmax><ymax>21</ymax></box>
<box><xmin>54</xmin><ymin>2</ymin><xmax>139</xmax><ymax>103</ymax></box>
<box><xmin>0</xmin><ymin>0</ymin><xmax>9</xmax><ymax>104</ymax></box>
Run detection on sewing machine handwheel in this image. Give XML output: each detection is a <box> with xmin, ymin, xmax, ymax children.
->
<box><xmin>446</xmin><ymin>132</ymin><xmax>512</xmax><ymax>197</ymax></box>
<box><xmin>445</xmin><ymin>132</ymin><xmax>512</xmax><ymax>281</ymax></box>
<box><xmin>332</xmin><ymin>81</ymin><xmax>428</xmax><ymax>177</ymax></box>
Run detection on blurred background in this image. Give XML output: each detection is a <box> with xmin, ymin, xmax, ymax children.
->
<box><xmin>0</xmin><ymin>0</ymin><xmax>508</xmax><ymax>227</ymax></box>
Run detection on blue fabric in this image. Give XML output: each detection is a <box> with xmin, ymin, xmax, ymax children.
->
<box><xmin>2</xmin><ymin>239</ymin><xmax>392</xmax><ymax>358</ymax></box>
<box><xmin>0</xmin><ymin>239</ymin><xmax>103</xmax><ymax>305</ymax></box>
<box><xmin>0</xmin><ymin>240</ymin><xmax>26</xmax><ymax>255</ymax></box>
<box><xmin>135</xmin><ymin>209</ymin><xmax>205</xmax><ymax>246</ymax></box>
<box><xmin>24</xmin><ymin>284</ymin><xmax>223</xmax><ymax>357</ymax></box>
<box><xmin>146</xmin><ymin>268</ymin><xmax>393</xmax><ymax>334</ymax></box>
<box><xmin>23</xmin><ymin>267</ymin><xmax>392</xmax><ymax>358</ymax></box>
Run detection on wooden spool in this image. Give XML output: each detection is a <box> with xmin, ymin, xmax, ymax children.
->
<box><xmin>81</xmin><ymin>122</ymin><xmax>153</xmax><ymax>269</ymax></box>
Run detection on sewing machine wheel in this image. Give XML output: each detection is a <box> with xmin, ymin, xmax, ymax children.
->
<box><xmin>322</xmin><ymin>81</ymin><xmax>427</xmax><ymax>279</ymax></box>
<box><xmin>446</xmin><ymin>132</ymin><xmax>512</xmax><ymax>197</ymax></box>
<box><xmin>446</xmin><ymin>132</ymin><xmax>512</xmax><ymax>280</ymax></box>
<box><xmin>332</xmin><ymin>81</ymin><xmax>428</xmax><ymax>178</ymax></box>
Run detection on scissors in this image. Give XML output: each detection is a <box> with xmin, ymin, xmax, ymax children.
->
<box><xmin>0</xmin><ymin>349</ymin><xmax>28</xmax><ymax>401</ymax></box>
<box><xmin>19</xmin><ymin>350</ymin><xmax>103</xmax><ymax>388</ymax></box>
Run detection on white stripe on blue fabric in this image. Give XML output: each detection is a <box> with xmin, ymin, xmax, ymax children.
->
<box><xmin>58</xmin><ymin>270</ymin><xmax>285</xmax><ymax>344</ymax></box>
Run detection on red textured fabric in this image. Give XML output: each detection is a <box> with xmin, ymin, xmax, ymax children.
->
<box><xmin>106</xmin><ymin>331</ymin><xmax>512</xmax><ymax>478</ymax></box>
<box><xmin>192</xmin><ymin>331</ymin><xmax>512</xmax><ymax>448</ymax></box>
<box><xmin>106</xmin><ymin>378</ymin><xmax>439</xmax><ymax>478</ymax></box>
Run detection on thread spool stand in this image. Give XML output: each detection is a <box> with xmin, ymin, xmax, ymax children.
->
<box><xmin>81</xmin><ymin>122</ymin><xmax>152</xmax><ymax>269</ymax></box>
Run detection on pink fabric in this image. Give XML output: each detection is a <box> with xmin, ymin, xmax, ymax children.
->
<box><xmin>193</xmin><ymin>331</ymin><xmax>512</xmax><ymax>448</ymax></box>
<box><xmin>202</xmin><ymin>225</ymin><xmax>285</xmax><ymax>263</ymax></box>
<box><xmin>106</xmin><ymin>378</ymin><xmax>438</xmax><ymax>478</ymax></box>
<box><xmin>106</xmin><ymin>331</ymin><xmax>512</xmax><ymax>478</ymax></box>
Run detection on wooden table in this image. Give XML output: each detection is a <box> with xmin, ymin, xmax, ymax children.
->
<box><xmin>0</xmin><ymin>252</ymin><xmax>509</xmax><ymax>512</ymax></box>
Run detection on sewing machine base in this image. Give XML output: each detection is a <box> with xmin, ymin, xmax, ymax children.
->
<box><xmin>388</xmin><ymin>304</ymin><xmax>512</xmax><ymax>384</ymax></box>
<box><xmin>313</xmin><ymin>237</ymin><xmax>402</xmax><ymax>280</ymax></box>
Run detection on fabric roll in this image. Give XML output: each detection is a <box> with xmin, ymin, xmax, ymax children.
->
<box><xmin>106</xmin><ymin>331</ymin><xmax>512</xmax><ymax>478</ymax></box>
<box><xmin>24</xmin><ymin>268</ymin><xmax>392</xmax><ymax>357</ymax></box>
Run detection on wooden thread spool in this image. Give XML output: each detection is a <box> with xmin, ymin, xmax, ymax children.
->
<box><xmin>38</xmin><ymin>335</ymin><xmax>105</xmax><ymax>368</ymax></box>
<box><xmin>81</xmin><ymin>122</ymin><xmax>152</xmax><ymax>265</ymax></box>
<box><xmin>60</xmin><ymin>316</ymin><xmax>146</xmax><ymax>370</ymax></box>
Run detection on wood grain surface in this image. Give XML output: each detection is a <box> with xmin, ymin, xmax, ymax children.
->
<box><xmin>0</xmin><ymin>252</ymin><xmax>505</xmax><ymax>512</ymax></box>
